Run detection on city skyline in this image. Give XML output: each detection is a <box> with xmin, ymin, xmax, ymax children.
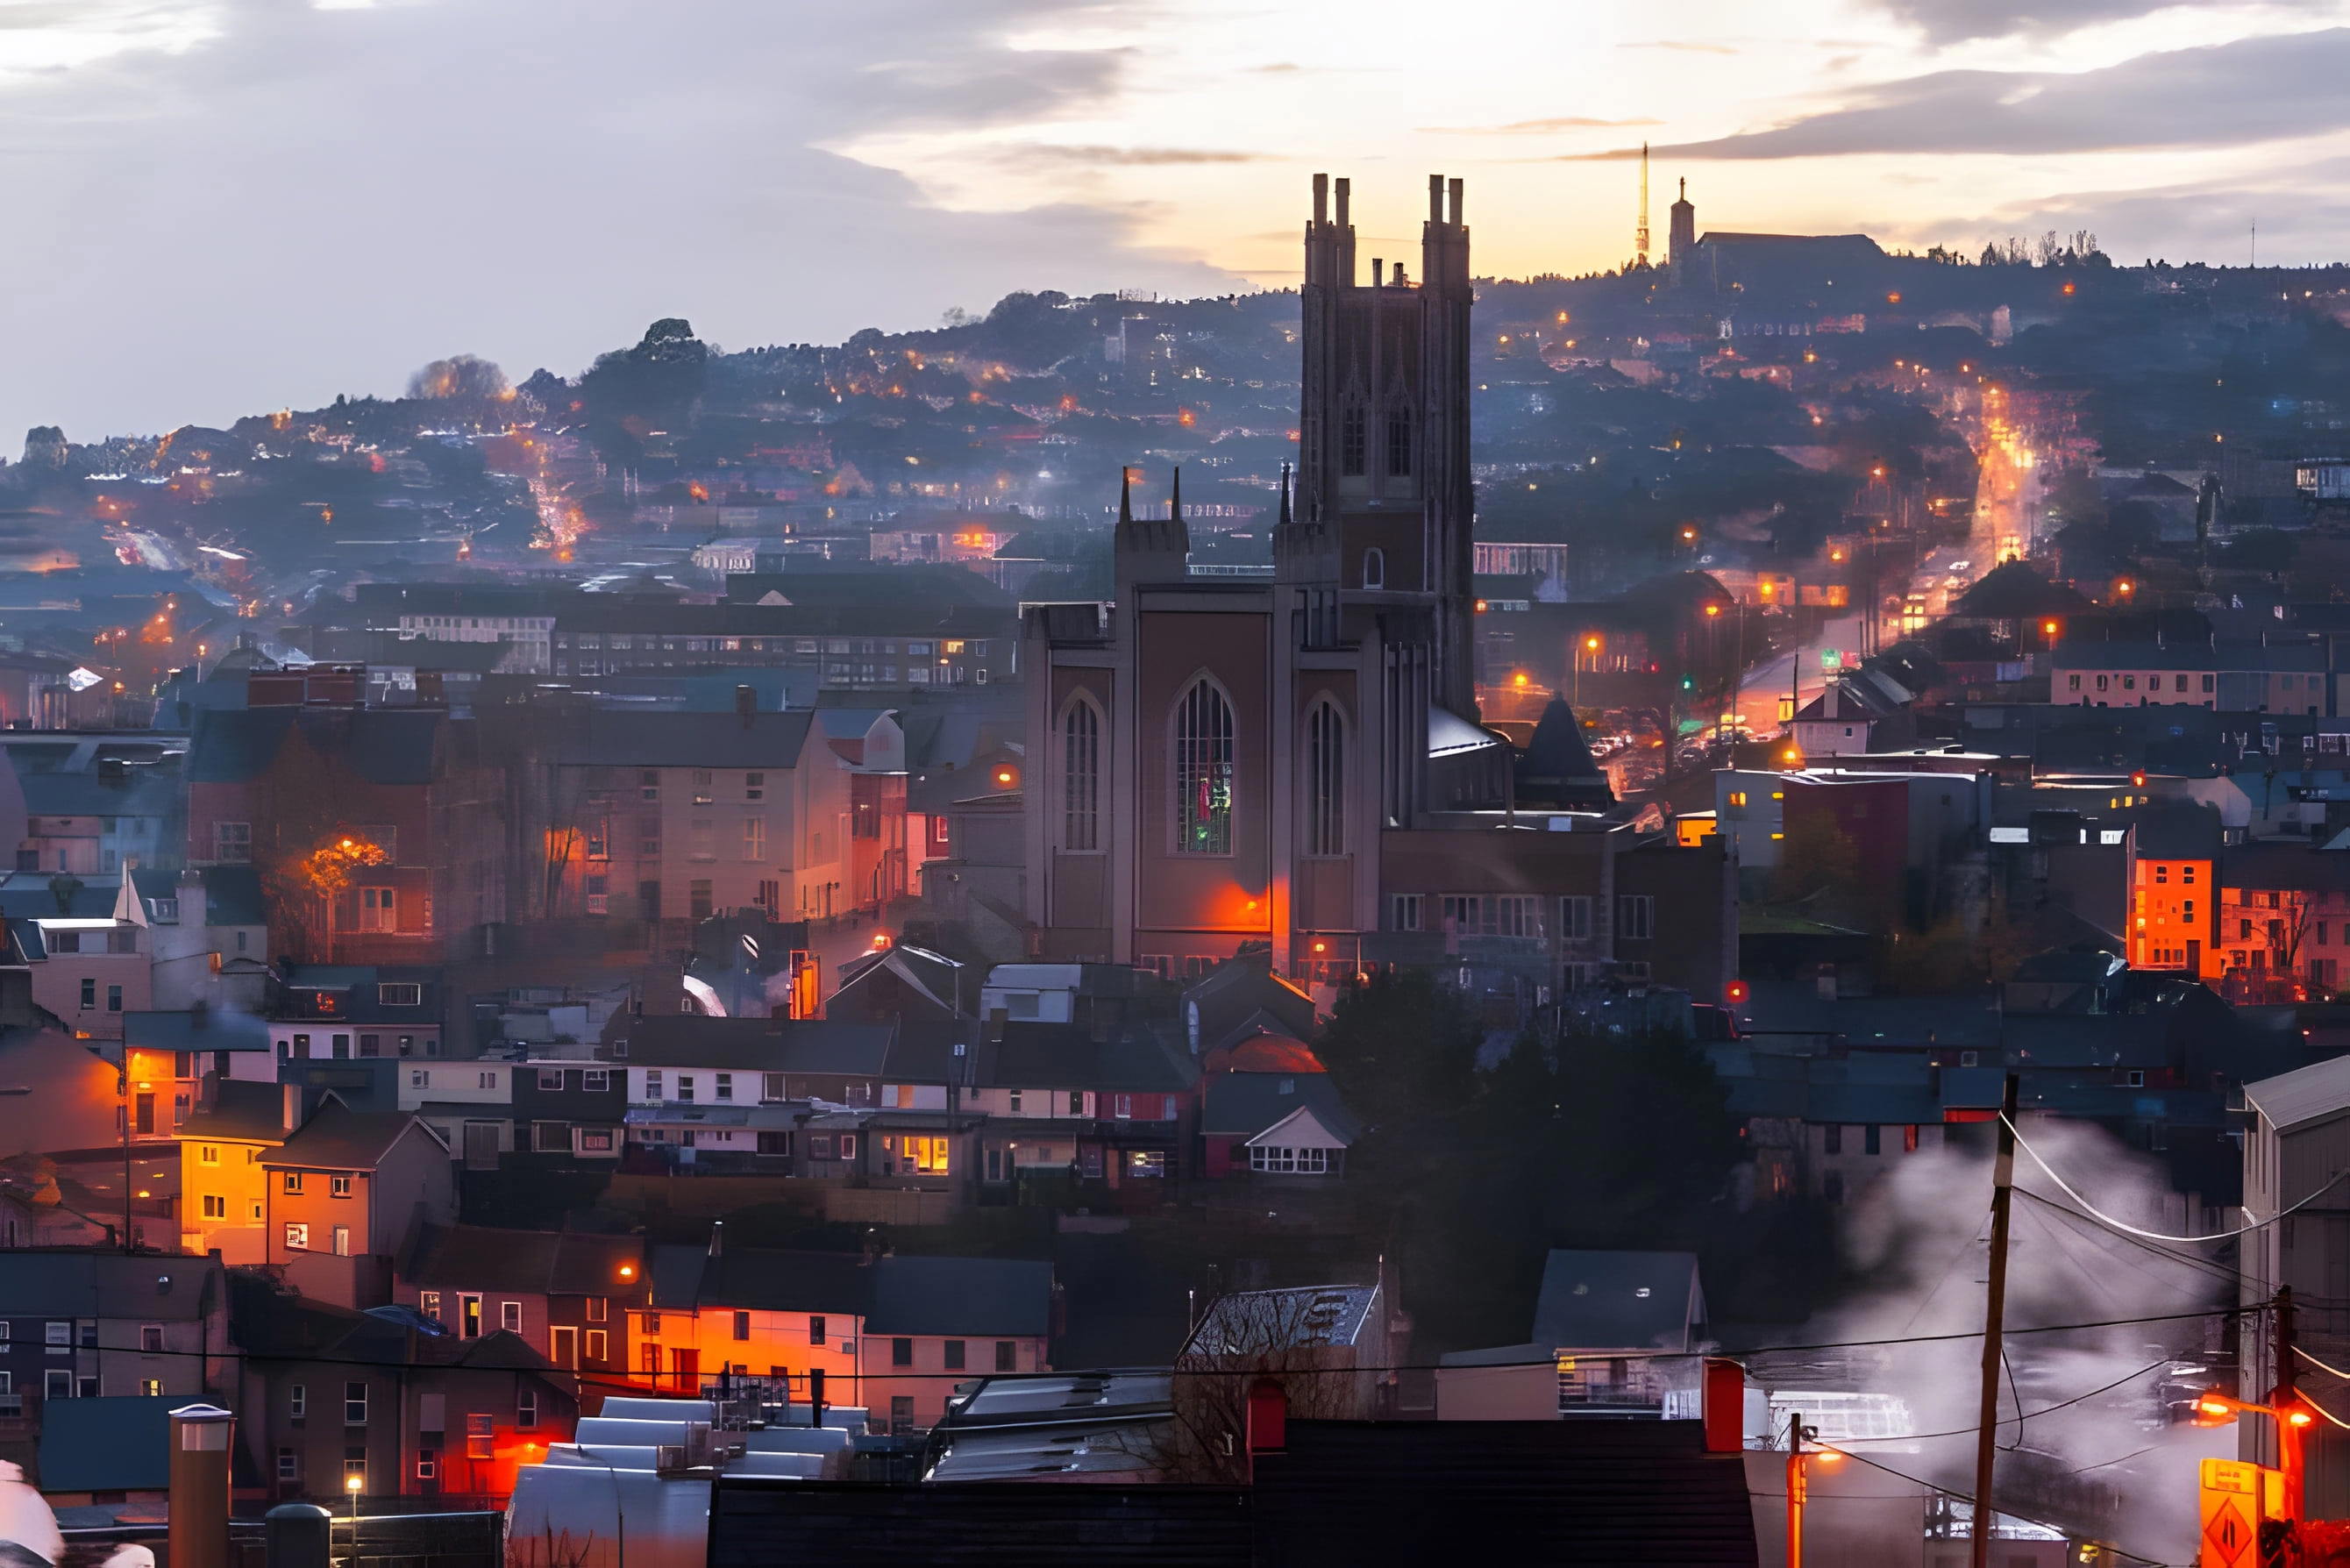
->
<box><xmin>0</xmin><ymin>0</ymin><xmax>2343</xmax><ymax>439</ymax></box>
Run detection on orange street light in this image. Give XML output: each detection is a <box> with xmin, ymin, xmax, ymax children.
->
<box><xmin>1705</xmin><ymin>603</ymin><xmax>1721</xmax><ymax>618</ymax></box>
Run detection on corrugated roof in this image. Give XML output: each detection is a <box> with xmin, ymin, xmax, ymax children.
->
<box><xmin>1185</xmin><ymin>1284</ymin><xmax>1378</xmax><ymax>1354</ymax></box>
<box><xmin>2247</xmin><ymin>1055</ymin><xmax>2350</xmax><ymax>1132</ymax></box>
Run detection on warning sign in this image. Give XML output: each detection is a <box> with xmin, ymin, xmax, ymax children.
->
<box><xmin>2200</xmin><ymin>1458</ymin><xmax>2271</xmax><ymax>1568</ymax></box>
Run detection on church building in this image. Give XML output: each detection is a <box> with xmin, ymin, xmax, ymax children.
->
<box><xmin>1022</xmin><ymin>177</ymin><xmax>1734</xmax><ymax>1008</ymax></box>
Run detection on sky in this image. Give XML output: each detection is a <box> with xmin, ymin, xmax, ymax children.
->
<box><xmin>0</xmin><ymin>0</ymin><xmax>2344</xmax><ymax>441</ymax></box>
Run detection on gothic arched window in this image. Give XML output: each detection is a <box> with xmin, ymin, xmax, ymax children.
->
<box><xmin>1061</xmin><ymin>695</ymin><xmax>1101</xmax><ymax>852</ymax></box>
<box><xmin>1385</xmin><ymin>407</ymin><xmax>1413</xmax><ymax>477</ymax></box>
<box><xmin>1340</xmin><ymin>404</ymin><xmax>1367</xmax><ymax>477</ymax></box>
<box><xmin>1307</xmin><ymin>701</ymin><xmax>1346</xmax><ymax>857</ymax></box>
<box><xmin>1172</xmin><ymin>678</ymin><xmax>1235</xmax><ymax>855</ymax></box>
<box><xmin>1362</xmin><ymin>548</ymin><xmax>1385</xmax><ymax>590</ymax></box>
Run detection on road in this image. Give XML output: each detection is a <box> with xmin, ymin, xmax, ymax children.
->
<box><xmin>1728</xmin><ymin>614</ymin><xmax>1865</xmax><ymax>745</ymax></box>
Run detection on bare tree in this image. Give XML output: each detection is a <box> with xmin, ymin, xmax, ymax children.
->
<box><xmin>1149</xmin><ymin>1287</ymin><xmax>1386</xmax><ymax>1483</ymax></box>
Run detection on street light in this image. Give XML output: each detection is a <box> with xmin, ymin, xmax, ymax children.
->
<box><xmin>1783</xmin><ymin>1412</ymin><xmax>1842</xmax><ymax>1568</ymax></box>
<box><xmin>2193</xmin><ymin>1389</ymin><xmax>2313</xmax><ymax>1520</ymax></box>
<box><xmin>345</xmin><ymin>1471</ymin><xmax>364</xmax><ymax>1526</ymax></box>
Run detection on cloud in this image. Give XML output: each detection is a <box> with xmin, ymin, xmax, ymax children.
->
<box><xmin>987</xmin><ymin>143</ymin><xmax>1270</xmax><ymax>166</ymax></box>
<box><xmin>1421</xmin><ymin>115</ymin><xmax>1664</xmax><ymax>133</ymax></box>
<box><xmin>1864</xmin><ymin>0</ymin><xmax>2211</xmax><ymax>44</ymax></box>
<box><xmin>1619</xmin><ymin>39</ymin><xmax>1740</xmax><ymax>53</ymax></box>
<box><xmin>0</xmin><ymin>0</ymin><xmax>1238</xmax><ymax>439</ymax></box>
<box><xmin>1568</xmin><ymin>26</ymin><xmax>2350</xmax><ymax>159</ymax></box>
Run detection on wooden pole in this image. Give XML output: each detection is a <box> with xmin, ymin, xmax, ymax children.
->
<box><xmin>1970</xmin><ymin>1073</ymin><xmax>2020</xmax><ymax>1568</ymax></box>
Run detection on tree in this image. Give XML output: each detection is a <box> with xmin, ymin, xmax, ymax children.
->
<box><xmin>1157</xmin><ymin>1288</ymin><xmax>1387</xmax><ymax>1481</ymax></box>
<box><xmin>1313</xmin><ymin>967</ymin><xmax>1483</xmax><ymax>1130</ymax></box>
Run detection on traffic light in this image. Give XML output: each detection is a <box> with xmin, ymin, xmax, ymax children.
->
<box><xmin>1681</xmin><ymin>674</ymin><xmax>1695</xmax><ymax>692</ymax></box>
<box><xmin>1726</xmin><ymin>980</ymin><xmax>1748</xmax><ymax>1005</ymax></box>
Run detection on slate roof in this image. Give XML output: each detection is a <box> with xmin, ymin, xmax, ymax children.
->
<box><xmin>176</xmin><ymin>1078</ymin><xmax>288</xmax><ymax>1143</ymax></box>
<box><xmin>1185</xmin><ymin>1285</ymin><xmax>1379</xmax><ymax>1355</ymax></box>
<box><xmin>1200</xmin><ymin>1073</ymin><xmax>1357</xmax><ymax>1139</ymax></box>
<box><xmin>132</xmin><ymin>865</ymin><xmax>266</xmax><ymax>926</ymax></box>
<box><xmin>186</xmin><ymin>707</ymin><xmax>445</xmax><ymax>786</ymax></box>
<box><xmin>865</xmin><ymin>1257</ymin><xmax>1054</xmax><ymax>1338</ymax></box>
<box><xmin>1951</xmin><ymin>562</ymin><xmax>2090</xmax><ymax>619</ymax></box>
<box><xmin>16</xmin><ymin>769</ymin><xmax>182</xmax><ymax>819</ymax></box>
<box><xmin>2224</xmin><ymin>842</ymin><xmax>2350</xmax><ymax>893</ymax></box>
<box><xmin>2133</xmin><ymin>802</ymin><xmax>2224</xmax><ymax>860</ymax></box>
<box><xmin>1528</xmin><ymin>1250</ymin><xmax>1705</xmax><ymax>1354</ymax></box>
<box><xmin>648</xmin><ymin>1244</ymin><xmax>873</xmax><ymax>1315</ymax></box>
<box><xmin>124</xmin><ymin>1008</ymin><xmax>272</xmax><ymax>1056</ymax></box>
<box><xmin>36</xmin><ymin>1396</ymin><xmax>184</xmax><ymax>1493</ymax></box>
<box><xmin>552</xmin><ymin>709</ymin><xmax>816</xmax><ymax>770</ymax></box>
<box><xmin>0</xmin><ymin>1251</ymin><xmax>219</xmax><ymax>1319</ymax></box>
<box><xmin>979</xmin><ymin>1020</ymin><xmax>1195</xmax><ymax>1094</ymax></box>
<box><xmin>612</xmin><ymin>1016</ymin><xmax>895</xmax><ymax>1074</ymax></box>
<box><xmin>401</xmin><ymin>1223</ymin><xmax>646</xmax><ymax>1297</ymax></box>
<box><xmin>268</xmin><ymin>1102</ymin><xmax>440</xmax><ymax>1170</ymax></box>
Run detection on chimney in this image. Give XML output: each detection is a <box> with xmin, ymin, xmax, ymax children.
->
<box><xmin>1334</xmin><ymin>176</ymin><xmax>1349</xmax><ymax>230</ymax></box>
<box><xmin>735</xmin><ymin>684</ymin><xmax>756</xmax><ymax>728</ymax></box>
<box><xmin>1428</xmin><ymin>173</ymin><xmax>1442</xmax><ymax>224</ymax></box>
<box><xmin>1312</xmin><ymin>172</ymin><xmax>1328</xmax><ymax>225</ymax></box>
<box><xmin>1371</xmin><ymin>259</ymin><xmax>1385</xmax><ymax>288</ymax></box>
<box><xmin>281</xmin><ymin>1083</ymin><xmax>303</xmax><ymax>1135</ymax></box>
<box><xmin>1448</xmin><ymin>177</ymin><xmax>1463</xmax><ymax>225</ymax></box>
<box><xmin>176</xmin><ymin>866</ymin><xmax>207</xmax><ymax>931</ymax></box>
<box><xmin>707</xmin><ymin>1220</ymin><xmax>724</xmax><ymax>1258</ymax></box>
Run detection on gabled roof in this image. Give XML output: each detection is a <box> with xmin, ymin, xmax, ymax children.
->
<box><xmin>865</xmin><ymin>1256</ymin><xmax>1054</xmax><ymax>1337</ymax></box>
<box><xmin>1529</xmin><ymin>1250</ymin><xmax>1704</xmax><ymax>1354</ymax></box>
<box><xmin>401</xmin><ymin>1222</ymin><xmax>645</xmax><ymax>1297</ymax></box>
<box><xmin>1184</xmin><ymin>1283</ymin><xmax>1379</xmax><ymax>1355</ymax></box>
<box><xmin>610</xmin><ymin>1016</ymin><xmax>895</xmax><ymax>1075</ymax></box>
<box><xmin>268</xmin><ymin>1101</ymin><xmax>443</xmax><ymax>1170</ymax></box>
<box><xmin>186</xmin><ymin>707</ymin><xmax>445</xmax><ymax>786</ymax></box>
<box><xmin>125</xmin><ymin>1008</ymin><xmax>272</xmax><ymax>1056</ymax></box>
<box><xmin>1243</xmin><ymin>1104</ymin><xmax>1357</xmax><ymax>1151</ymax></box>
<box><xmin>132</xmin><ymin>865</ymin><xmax>266</xmax><ymax>926</ymax></box>
<box><xmin>1201</xmin><ymin>1072</ymin><xmax>1355</xmax><ymax>1138</ymax></box>
<box><xmin>2246</xmin><ymin>1055</ymin><xmax>2350</xmax><ymax>1133</ymax></box>
<box><xmin>552</xmin><ymin>709</ymin><xmax>815</xmax><ymax>770</ymax></box>
<box><xmin>177</xmin><ymin>1078</ymin><xmax>288</xmax><ymax>1144</ymax></box>
<box><xmin>647</xmin><ymin>1243</ymin><xmax>872</xmax><ymax>1315</ymax></box>
<box><xmin>2132</xmin><ymin>802</ymin><xmax>2224</xmax><ymax>860</ymax></box>
<box><xmin>980</xmin><ymin>1019</ymin><xmax>1196</xmax><ymax>1094</ymax></box>
<box><xmin>1951</xmin><ymin>562</ymin><xmax>2089</xmax><ymax>620</ymax></box>
<box><xmin>0</xmin><ymin>1251</ymin><xmax>219</xmax><ymax>1318</ymax></box>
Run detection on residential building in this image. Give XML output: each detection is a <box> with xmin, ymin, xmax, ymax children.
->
<box><xmin>177</xmin><ymin>1079</ymin><xmax>292</xmax><ymax>1262</ymax></box>
<box><xmin>31</xmin><ymin>1393</ymin><xmax>185</xmax><ymax>1514</ymax></box>
<box><xmin>2053</xmin><ymin>638</ymin><xmax>2328</xmax><ymax>714</ymax></box>
<box><xmin>14</xmin><ymin>752</ymin><xmax>183</xmax><ymax>877</ymax></box>
<box><xmin>606</xmin><ymin>1015</ymin><xmax>896</xmax><ymax>1109</ymax></box>
<box><xmin>271</xmin><ymin>964</ymin><xmax>445</xmax><ymax>1062</ymax></box>
<box><xmin>395</xmin><ymin>1223</ymin><xmax>642</xmax><ymax>1379</ymax></box>
<box><xmin>508</xmin><ymin>1060</ymin><xmax>630</xmax><ymax>1164</ymax></box>
<box><xmin>0</xmin><ymin>1251</ymin><xmax>228</xmax><ymax>1422</ymax></box>
<box><xmin>1199</xmin><ymin>1073</ymin><xmax>1358</xmax><ymax>1180</ymax></box>
<box><xmin>261</xmin><ymin>1101</ymin><xmax>457</xmax><ymax>1308</ymax></box>
<box><xmin>229</xmin><ymin>1271</ymin><xmax>577</xmax><ymax>1506</ymax></box>
<box><xmin>135</xmin><ymin>865</ymin><xmax>270</xmax><ymax>1012</ymax></box>
<box><xmin>2124</xmin><ymin>802</ymin><xmax>2223</xmax><ymax>973</ymax></box>
<box><xmin>858</xmin><ymin>1256</ymin><xmax>1053</xmax><ymax>1433</ymax></box>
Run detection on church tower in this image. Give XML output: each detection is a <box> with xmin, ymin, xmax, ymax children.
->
<box><xmin>1668</xmin><ymin>177</ymin><xmax>1697</xmax><ymax>287</ymax></box>
<box><xmin>1285</xmin><ymin>173</ymin><xmax>1477</xmax><ymax>714</ymax></box>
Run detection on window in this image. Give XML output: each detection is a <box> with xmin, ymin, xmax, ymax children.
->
<box><xmin>1864</xmin><ymin>1125</ymin><xmax>1882</xmax><ymax>1156</ymax></box>
<box><xmin>2067</xmin><ymin>674</ymin><xmax>2081</xmax><ymax>691</ymax></box>
<box><xmin>1250</xmin><ymin>1145</ymin><xmax>1331</xmax><ymax>1174</ymax></box>
<box><xmin>1340</xmin><ymin>403</ymin><xmax>1366</xmax><ymax>475</ymax></box>
<box><xmin>289</xmin><ymin>1385</ymin><xmax>307</xmax><ymax>1420</ymax></box>
<box><xmin>45</xmin><ymin>1371</ymin><xmax>71</xmax><ymax>1399</ymax></box>
<box><xmin>466</xmin><ymin>1414</ymin><xmax>494</xmax><ymax>1460</ymax></box>
<box><xmin>838</xmin><ymin>1133</ymin><xmax>858</xmax><ymax>1160</ymax></box>
<box><xmin>583</xmin><ymin>1069</ymin><xmax>609</xmax><ymax>1094</ymax></box>
<box><xmin>460</xmin><ymin>1295</ymin><xmax>481</xmax><ymax>1338</ymax></box>
<box><xmin>345</xmin><ymin>1381</ymin><xmax>368</xmax><ymax>1425</ymax></box>
<box><xmin>140</xmin><ymin>1324</ymin><xmax>165</xmax><ymax>1352</ymax></box>
<box><xmin>677</xmin><ymin>1074</ymin><xmax>696</xmax><ymax>1103</ymax></box>
<box><xmin>944</xmin><ymin>1340</ymin><xmax>965</xmax><ymax>1371</ymax></box>
<box><xmin>1307</xmin><ymin>701</ymin><xmax>1346</xmax><ymax>856</ymax></box>
<box><xmin>215</xmin><ymin>822</ymin><xmax>252</xmax><ymax>863</ymax></box>
<box><xmin>202</xmin><ymin>1194</ymin><xmax>226</xmax><ymax>1219</ymax></box>
<box><xmin>276</xmin><ymin>1448</ymin><xmax>297</xmax><ymax>1481</ymax></box>
<box><xmin>642</xmin><ymin>1311</ymin><xmax>661</xmax><ymax>1336</ymax></box>
<box><xmin>890</xmin><ymin>1395</ymin><xmax>915</xmax><ymax>1436</ymax></box>
<box><xmin>742</xmin><ymin>816</ymin><xmax>766</xmax><ymax>860</ymax></box>
<box><xmin>378</xmin><ymin>982</ymin><xmax>422</xmax><ymax>1007</ymax></box>
<box><xmin>518</xmin><ymin>1387</ymin><xmax>538</xmax><ymax>1429</ymax></box>
<box><xmin>809</xmin><ymin>1315</ymin><xmax>827</xmax><ymax>1346</ymax></box>
<box><xmin>586</xmin><ymin>1329</ymin><xmax>608</xmax><ymax>1362</ymax></box>
<box><xmin>79</xmin><ymin>979</ymin><xmax>94</xmax><ymax>1010</ymax></box>
<box><xmin>358</xmin><ymin>887</ymin><xmax>397</xmax><ymax>932</ymax></box>
<box><xmin>1172</xmin><ymin>678</ymin><xmax>1235</xmax><ymax>855</ymax></box>
<box><xmin>1385</xmin><ymin>408</ymin><xmax>1412</xmax><ymax>477</ymax></box>
<box><xmin>419</xmin><ymin>1292</ymin><xmax>441</xmax><ymax>1320</ymax></box>
<box><xmin>1559</xmin><ymin>895</ymin><xmax>1593</xmax><ymax>941</ymax></box>
<box><xmin>892</xmin><ymin>1337</ymin><xmax>914</xmax><ymax>1367</ymax></box>
<box><xmin>996</xmin><ymin>1341</ymin><xmax>1018</xmax><ymax>1372</ymax></box>
<box><xmin>1068</xmin><ymin>1090</ymin><xmax>1086</xmax><ymax>1115</ymax></box>
<box><xmin>1389</xmin><ymin>894</ymin><xmax>1421</xmax><ymax>932</ymax></box>
<box><xmin>331</xmin><ymin>1174</ymin><xmax>352</xmax><ymax>1198</ymax></box>
<box><xmin>416</xmin><ymin>1447</ymin><xmax>438</xmax><ymax>1481</ymax></box>
<box><xmin>44</xmin><ymin>1321</ymin><xmax>69</xmax><ymax>1351</ymax></box>
<box><xmin>331</xmin><ymin>1226</ymin><xmax>351</xmax><ymax>1257</ymax></box>
<box><xmin>889</xmin><ymin>1135</ymin><xmax>951</xmax><ymax>1175</ymax></box>
<box><xmin>745</xmin><ymin>772</ymin><xmax>766</xmax><ymax>802</ymax></box>
<box><xmin>692</xmin><ymin>769</ymin><xmax>714</xmax><ymax>805</ymax></box>
<box><xmin>1824</xmin><ymin>1124</ymin><xmax>1843</xmax><ymax>1155</ymax></box>
<box><xmin>716</xmin><ymin>1073</ymin><xmax>734</xmax><ymax>1101</ymax></box>
<box><xmin>1616</xmin><ymin>894</ymin><xmax>1655</xmax><ymax>941</ymax></box>
<box><xmin>500</xmin><ymin>1301</ymin><xmax>522</xmax><ymax>1332</ymax></box>
<box><xmin>284</xmin><ymin>1222</ymin><xmax>310</xmax><ymax>1251</ymax></box>
<box><xmin>1061</xmin><ymin>697</ymin><xmax>1101</xmax><ymax>852</ymax></box>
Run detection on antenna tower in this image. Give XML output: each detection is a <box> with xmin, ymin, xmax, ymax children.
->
<box><xmin>1635</xmin><ymin>142</ymin><xmax>1650</xmax><ymax>267</ymax></box>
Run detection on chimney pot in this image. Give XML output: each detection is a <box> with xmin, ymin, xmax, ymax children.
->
<box><xmin>1371</xmin><ymin>259</ymin><xmax>1385</xmax><ymax>288</ymax></box>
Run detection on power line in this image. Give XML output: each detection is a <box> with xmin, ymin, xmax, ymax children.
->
<box><xmin>1833</xmin><ymin>1356</ymin><xmax>2171</xmax><ymax>1447</ymax></box>
<box><xmin>1818</xmin><ymin>1444</ymin><xmax>2184</xmax><ymax>1568</ymax></box>
<box><xmin>2006</xmin><ymin>1115</ymin><xmax>2347</xmax><ymax>1243</ymax></box>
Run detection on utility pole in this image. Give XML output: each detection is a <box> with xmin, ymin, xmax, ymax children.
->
<box><xmin>1970</xmin><ymin>1072</ymin><xmax>2020</xmax><ymax>1568</ymax></box>
<box><xmin>1785</xmin><ymin>1409</ymin><xmax>1807</xmax><ymax>1568</ymax></box>
<box><xmin>2274</xmin><ymin>1286</ymin><xmax>2304</xmax><ymax>1522</ymax></box>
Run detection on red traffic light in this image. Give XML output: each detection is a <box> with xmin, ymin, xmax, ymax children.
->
<box><xmin>1726</xmin><ymin>980</ymin><xmax>1748</xmax><ymax>1005</ymax></box>
<box><xmin>2131</xmin><ymin>772</ymin><xmax>2147</xmax><ymax>789</ymax></box>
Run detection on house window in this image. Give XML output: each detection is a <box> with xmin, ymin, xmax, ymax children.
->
<box><xmin>1616</xmin><ymin>894</ymin><xmax>1655</xmax><ymax>941</ymax></box>
<box><xmin>416</xmin><ymin>1448</ymin><xmax>438</xmax><ymax>1481</ymax></box>
<box><xmin>1864</xmin><ymin>1125</ymin><xmax>1882</xmax><ymax>1156</ymax></box>
<box><xmin>202</xmin><ymin>1194</ymin><xmax>226</xmax><ymax>1218</ymax></box>
<box><xmin>809</xmin><ymin>1315</ymin><xmax>828</xmax><ymax>1346</ymax></box>
<box><xmin>1824</xmin><ymin>1125</ymin><xmax>1843</xmax><ymax>1155</ymax></box>
<box><xmin>358</xmin><ymin>887</ymin><xmax>397</xmax><ymax>932</ymax></box>
<box><xmin>1389</xmin><ymin>894</ymin><xmax>1422</xmax><ymax>932</ymax></box>
<box><xmin>716</xmin><ymin>1073</ymin><xmax>734</xmax><ymax>1101</ymax></box>
<box><xmin>585</xmin><ymin>1070</ymin><xmax>609</xmax><ymax>1093</ymax></box>
<box><xmin>586</xmin><ymin>1329</ymin><xmax>608</xmax><ymax>1362</ymax></box>
<box><xmin>466</xmin><ymin>1415</ymin><xmax>494</xmax><ymax>1460</ymax></box>
<box><xmin>1061</xmin><ymin>697</ymin><xmax>1101</xmax><ymax>852</ymax></box>
<box><xmin>1172</xmin><ymin>678</ymin><xmax>1235</xmax><ymax>855</ymax></box>
<box><xmin>1559</xmin><ymin>895</ymin><xmax>1593</xmax><ymax>941</ymax></box>
<box><xmin>996</xmin><ymin>1341</ymin><xmax>1018</xmax><ymax>1372</ymax></box>
<box><xmin>518</xmin><ymin>1388</ymin><xmax>538</xmax><ymax>1429</ymax></box>
<box><xmin>677</xmin><ymin>1075</ymin><xmax>696</xmax><ymax>1103</ymax></box>
<box><xmin>539</xmin><ymin>1069</ymin><xmax>566</xmax><ymax>1091</ymax></box>
<box><xmin>763</xmin><ymin>1072</ymin><xmax>787</xmax><ymax>1102</ymax></box>
<box><xmin>378</xmin><ymin>983</ymin><xmax>422</xmax><ymax>1007</ymax></box>
<box><xmin>331</xmin><ymin>1175</ymin><xmax>352</xmax><ymax>1198</ymax></box>
<box><xmin>419</xmin><ymin>1293</ymin><xmax>441</xmax><ymax>1320</ymax></box>
<box><xmin>743</xmin><ymin>817</ymin><xmax>766</xmax><ymax>861</ymax></box>
<box><xmin>284</xmin><ymin>1222</ymin><xmax>310</xmax><ymax>1251</ymax></box>
<box><xmin>45</xmin><ymin>1371</ymin><xmax>70</xmax><ymax>1399</ymax></box>
<box><xmin>290</xmin><ymin>1385</ymin><xmax>307</xmax><ymax>1420</ymax></box>
<box><xmin>276</xmin><ymin>1449</ymin><xmax>298</xmax><ymax>1481</ymax></box>
<box><xmin>1307</xmin><ymin>701</ymin><xmax>1346</xmax><ymax>857</ymax></box>
<box><xmin>890</xmin><ymin>1135</ymin><xmax>951</xmax><ymax>1175</ymax></box>
<box><xmin>734</xmin><ymin>1310</ymin><xmax>752</xmax><ymax>1341</ymax></box>
<box><xmin>745</xmin><ymin>772</ymin><xmax>766</xmax><ymax>802</ymax></box>
<box><xmin>500</xmin><ymin>1301</ymin><xmax>522</xmax><ymax>1332</ymax></box>
<box><xmin>944</xmin><ymin>1340</ymin><xmax>965</xmax><ymax>1371</ymax></box>
<box><xmin>1385</xmin><ymin>408</ymin><xmax>1412</xmax><ymax>477</ymax></box>
<box><xmin>460</xmin><ymin>1295</ymin><xmax>481</xmax><ymax>1338</ymax></box>
<box><xmin>1361</xmin><ymin>548</ymin><xmax>1385</xmax><ymax>590</ymax></box>
<box><xmin>79</xmin><ymin>979</ymin><xmax>94</xmax><ymax>1010</ymax></box>
<box><xmin>140</xmin><ymin>1324</ymin><xmax>165</xmax><ymax>1352</ymax></box>
<box><xmin>345</xmin><ymin>1381</ymin><xmax>368</xmax><ymax>1425</ymax></box>
<box><xmin>215</xmin><ymin>823</ymin><xmax>252</xmax><ymax>863</ymax></box>
<box><xmin>892</xmin><ymin>1337</ymin><xmax>914</xmax><ymax>1367</ymax></box>
<box><xmin>645</xmin><ymin>1070</ymin><xmax>662</xmax><ymax>1099</ymax></box>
